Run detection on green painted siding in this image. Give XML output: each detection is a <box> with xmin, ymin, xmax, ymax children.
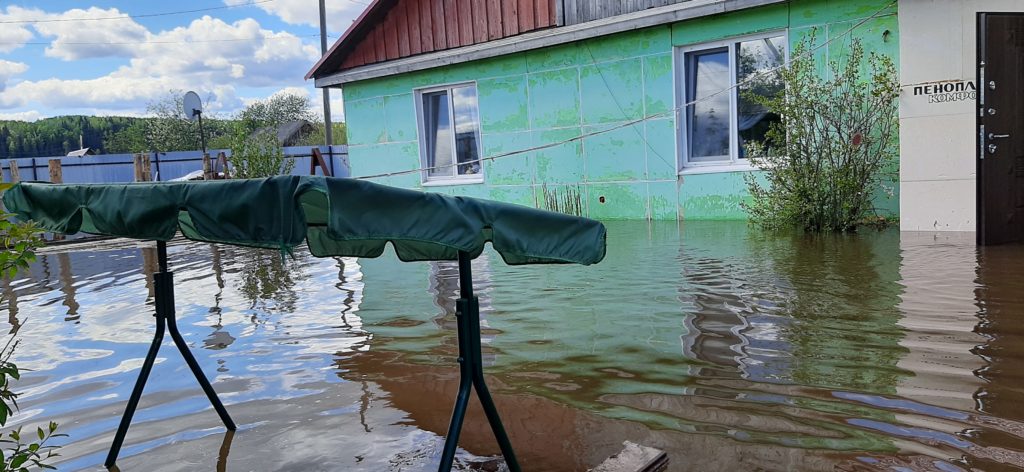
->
<box><xmin>341</xmin><ymin>0</ymin><xmax>899</xmax><ymax>220</ymax></box>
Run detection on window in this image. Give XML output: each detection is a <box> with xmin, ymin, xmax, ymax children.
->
<box><xmin>417</xmin><ymin>83</ymin><xmax>483</xmax><ymax>183</ymax></box>
<box><xmin>678</xmin><ymin>33</ymin><xmax>786</xmax><ymax>169</ymax></box>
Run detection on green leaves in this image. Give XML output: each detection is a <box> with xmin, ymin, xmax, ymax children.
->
<box><xmin>741</xmin><ymin>34</ymin><xmax>900</xmax><ymax>233</ymax></box>
<box><xmin>0</xmin><ymin>424</ymin><xmax>65</xmax><ymax>472</ymax></box>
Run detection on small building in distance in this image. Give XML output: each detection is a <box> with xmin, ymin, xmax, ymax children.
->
<box><xmin>253</xmin><ymin>120</ymin><xmax>316</xmax><ymax>147</ymax></box>
<box><xmin>66</xmin><ymin>148</ymin><xmax>96</xmax><ymax>157</ymax></box>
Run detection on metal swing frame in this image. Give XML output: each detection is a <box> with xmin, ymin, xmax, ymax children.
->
<box><xmin>104</xmin><ymin>244</ymin><xmax>520</xmax><ymax>472</ymax></box>
<box><xmin>104</xmin><ymin>241</ymin><xmax>236</xmax><ymax>469</ymax></box>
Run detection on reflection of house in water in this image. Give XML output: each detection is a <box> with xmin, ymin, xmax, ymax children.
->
<box><xmin>675</xmin><ymin>222</ymin><xmax>794</xmax><ymax>383</ymax></box>
<box><xmin>677</xmin><ymin>225</ymin><xmax>909</xmax><ymax>394</ymax></box>
<box><xmin>895</xmin><ymin>233</ymin><xmax>985</xmax><ymax>412</ymax></box>
<box><xmin>336</xmin><ymin>347</ymin><xmax>846</xmax><ymax>471</ymax></box>
<box><xmin>973</xmin><ymin>245</ymin><xmax>1024</xmax><ymax>428</ymax></box>
<box><xmin>426</xmin><ymin>254</ymin><xmax>498</xmax><ymax>365</ymax></box>
<box><xmin>427</xmin><ymin>254</ymin><xmax>494</xmax><ymax>322</ymax></box>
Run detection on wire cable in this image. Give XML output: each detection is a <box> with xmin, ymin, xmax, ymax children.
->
<box><xmin>0</xmin><ymin>1</ymin><xmax>279</xmax><ymax>24</ymax></box>
<box><xmin>1</xmin><ymin>34</ymin><xmax>324</xmax><ymax>46</ymax></box>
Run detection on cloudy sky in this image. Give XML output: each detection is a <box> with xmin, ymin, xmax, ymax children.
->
<box><xmin>0</xmin><ymin>0</ymin><xmax>371</xmax><ymax>122</ymax></box>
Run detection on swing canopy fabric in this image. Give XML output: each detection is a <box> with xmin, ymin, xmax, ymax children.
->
<box><xmin>3</xmin><ymin>176</ymin><xmax>606</xmax><ymax>265</ymax></box>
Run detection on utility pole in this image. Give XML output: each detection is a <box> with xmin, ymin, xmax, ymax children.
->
<box><xmin>319</xmin><ymin>0</ymin><xmax>333</xmax><ymax>146</ymax></box>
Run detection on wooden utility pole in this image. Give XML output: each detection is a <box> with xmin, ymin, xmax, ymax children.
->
<box><xmin>319</xmin><ymin>0</ymin><xmax>333</xmax><ymax>147</ymax></box>
<box><xmin>7</xmin><ymin>161</ymin><xmax>19</xmax><ymax>183</ymax></box>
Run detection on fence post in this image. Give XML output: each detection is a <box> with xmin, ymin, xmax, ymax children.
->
<box><xmin>217</xmin><ymin>152</ymin><xmax>230</xmax><ymax>179</ymax></box>
<box><xmin>8</xmin><ymin>160</ymin><xmax>19</xmax><ymax>183</ymax></box>
<box><xmin>49</xmin><ymin>159</ymin><xmax>64</xmax><ymax>241</ymax></box>
<box><xmin>202</xmin><ymin>153</ymin><xmax>213</xmax><ymax>180</ymax></box>
<box><xmin>133</xmin><ymin>154</ymin><xmax>145</xmax><ymax>182</ymax></box>
<box><xmin>141</xmin><ymin>154</ymin><xmax>152</xmax><ymax>181</ymax></box>
<box><xmin>48</xmin><ymin>159</ymin><xmax>62</xmax><ymax>184</ymax></box>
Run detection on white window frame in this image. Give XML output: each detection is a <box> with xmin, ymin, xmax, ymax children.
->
<box><xmin>675</xmin><ymin>30</ymin><xmax>788</xmax><ymax>174</ymax></box>
<box><xmin>414</xmin><ymin>81</ymin><xmax>485</xmax><ymax>186</ymax></box>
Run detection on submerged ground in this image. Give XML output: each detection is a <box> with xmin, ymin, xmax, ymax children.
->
<box><xmin>2</xmin><ymin>221</ymin><xmax>1022</xmax><ymax>471</ymax></box>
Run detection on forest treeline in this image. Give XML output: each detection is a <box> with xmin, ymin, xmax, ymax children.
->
<box><xmin>0</xmin><ymin>111</ymin><xmax>347</xmax><ymax>159</ymax></box>
<box><xmin>0</xmin><ymin>116</ymin><xmax>145</xmax><ymax>159</ymax></box>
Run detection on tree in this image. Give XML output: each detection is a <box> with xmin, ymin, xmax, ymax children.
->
<box><xmin>139</xmin><ymin>91</ymin><xmax>229</xmax><ymax>153</ymax></box>
<box><xmin>741</xmin><ymin>35</ymin><xmax>900</xmax><ymax>232</ymax></box>
<box><xmin>227</xmin><ymin>93</ymin><xmax>316</xmax><ymax>179</ymax></box>
<box><xmin>235</xmin><ymin>93</ymin><xmax>316</xmax><ymax>136</ymax></box>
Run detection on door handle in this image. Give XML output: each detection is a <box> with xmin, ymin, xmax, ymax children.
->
<box><xmin>989</xmin><ymin>133</ymin><xmax>1011</xmax><ymax>139</ymax></box>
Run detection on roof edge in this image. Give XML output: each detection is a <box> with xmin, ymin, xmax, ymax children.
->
<box><xmin>305</xmin><ymin>0</ymin><xmax>393</xmax><ymax>80</ymax></box>
<box><xmin>314</xmin><ymin>0</ymin><xmax>786</xmax><ymax>87</ymax></box>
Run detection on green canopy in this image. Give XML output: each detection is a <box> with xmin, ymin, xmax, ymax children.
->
<box><xmin>3</xmin><ymin>176</ymin><xmax>606</xmax><ymax>265</ymax></box>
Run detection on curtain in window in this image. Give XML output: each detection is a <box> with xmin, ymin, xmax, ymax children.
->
<box><xmin>686</xmin><ymin>48</ymin><xmax>731</xmax><ymax>163</ymax></box>
<box><xmin>422</xmin><ymin>91</ymin><xmax>453</xmax><ymax>178</ymax></box>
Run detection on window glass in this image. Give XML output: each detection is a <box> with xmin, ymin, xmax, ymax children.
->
<box><xmin>737</xmin><ymin>36</ymin><xmax>785</xmax><ymax>158</ymax></box>
<box><xmin>451</xmin><ymin>85</ymin><xmax>481</xmax><ymax>176</ymax></box>
<box><xmin>680</xmin><ymin>33</ymin><xmax>786</xmax><ymax>168</ymax></box>
<box><xmin>422</xmin><ymin>90</ymin><xmax>453</xmax><ymax>178</ymax></box>
<box><xmin>686</xmin><ymin>48</ymin><xmax>731</xmax><ymax>163</ymax></box>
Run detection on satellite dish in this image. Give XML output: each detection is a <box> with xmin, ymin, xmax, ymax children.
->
<box><xmin>183</xmin><ymin>91</ymin><xmax>202</xmax><ymax>122</ymax></box>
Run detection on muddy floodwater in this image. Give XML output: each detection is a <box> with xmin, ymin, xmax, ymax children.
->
<box><xmin>3</xmin><ymin>221</ymin><xmax>1023</xmax><ymax>471</ymax></box>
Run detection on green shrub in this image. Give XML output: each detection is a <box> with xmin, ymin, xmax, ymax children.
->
<box><xmin>742</xmin><ymin>36</ymin><xmax>900</xmax><ymax>232</ymax></box>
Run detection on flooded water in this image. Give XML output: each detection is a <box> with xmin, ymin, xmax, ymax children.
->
<box><xmin>3</xmin><ymin>221</ymin><xmax>1023</xmax><ymax>471</ymax></box>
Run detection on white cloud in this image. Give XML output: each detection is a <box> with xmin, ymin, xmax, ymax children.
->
<box><xmin>0</xmin><ymin>60</ymin><xmax>28</xmax><ymax>92</ymax></box>
<box><xmin>0</xmin><ymin>6</ymin><xmax>35</xmax><ymax>53</ymax></box>
<box><xmin>114</xmin><ymin>16</ymin><xmax>320</xmax><ymax>87</ymax></box>
<box><xmin>0</xmin><ymin>110</ymin><xmax>42</xmax><ymax>122</ymax></box>
<box><xmin>224</xmin><ymin>0</ymin><xmax>367</xmax><ymax>36</ymax></box>
<box><xmin>0</xmin><ymin>12</ymin><xmax>320</xmax><ymax>114</ymax></box>
<box><xmin>24</xmin><ymin>6</ymin><xmax>148</xmax><ymax>60</ymax></box>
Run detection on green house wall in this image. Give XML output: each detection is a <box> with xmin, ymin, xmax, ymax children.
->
<box><xmin>341</xmin><ymin>0</ymin><xmax>899</xmax><ymax>220</ymax></box>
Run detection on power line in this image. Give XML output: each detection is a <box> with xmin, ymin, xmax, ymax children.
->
<box><xmin>0</xmin><ymin>0</ymin><xmax>278</xmax><ymax>25</ymax></box>
<box><xmin>352</xmin><ymin>1</ymin><xmax>898</xmax><ymax>181</ymax></box>
<box><xmin>1</xmin><ymin>34</ymin><xmax>325</xmax><ymax>46</ymax></box>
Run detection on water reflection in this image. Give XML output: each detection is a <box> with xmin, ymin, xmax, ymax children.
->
<box><xmin>0</xmin><ymin>223</ymin><xmax>1022</xmax><ymax>471</ymax></box>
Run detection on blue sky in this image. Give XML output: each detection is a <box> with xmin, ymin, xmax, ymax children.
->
<box><xmin>0</xmin><ymin>0</ymin><xmax>371</xmax><ymax>121</ymax></box>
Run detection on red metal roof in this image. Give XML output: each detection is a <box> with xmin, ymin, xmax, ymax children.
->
<box><xmin>307</xmin><ymin>0</ymin><xmax>557</xmax><ymax>80</ymax></box>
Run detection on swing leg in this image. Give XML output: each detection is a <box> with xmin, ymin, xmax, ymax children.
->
<box><xmin>167</xmin><ymin>310</ymin><xmax>236</xmax><ymax>430</ymax></box>
<box><xmin>104</xmin><ymin>312</ymin><xmax>164</xmax><ymax>468</ymax></box>
<box><xmin>104</xmin><ymin>242</ymin><xmax>235</xmax><ymax>469</ymax></box>
<box><xmin>437</xmin><ymin>252</ymin><xmax>520</xmax><ymax>472</ymax></box>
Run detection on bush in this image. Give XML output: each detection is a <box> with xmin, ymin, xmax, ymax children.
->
<box><xmin>228</xmin><ymin>129</ymin><xmax>293</xmax><ymax>179</ymax></box>
<box><xmin>741</xmin><ymin>35</ymin><xmax>900</xmax><ymax>232</ymax></box>
<box><xmin>228</xmin><ymin>93</ymin><xmax>313</xmax><ymax>179</ymax></box>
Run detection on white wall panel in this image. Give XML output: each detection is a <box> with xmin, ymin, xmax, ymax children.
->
<box><xmin>898</xmin><ymin>0</ymin><xmax>1024</xmax><ymax>232</ymax></box>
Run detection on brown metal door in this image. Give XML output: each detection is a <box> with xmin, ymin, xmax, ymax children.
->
<box><xmin>978</xmin><ymin>13</ymin><xmax>1024</xmax><ymax>245</ymax></box>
